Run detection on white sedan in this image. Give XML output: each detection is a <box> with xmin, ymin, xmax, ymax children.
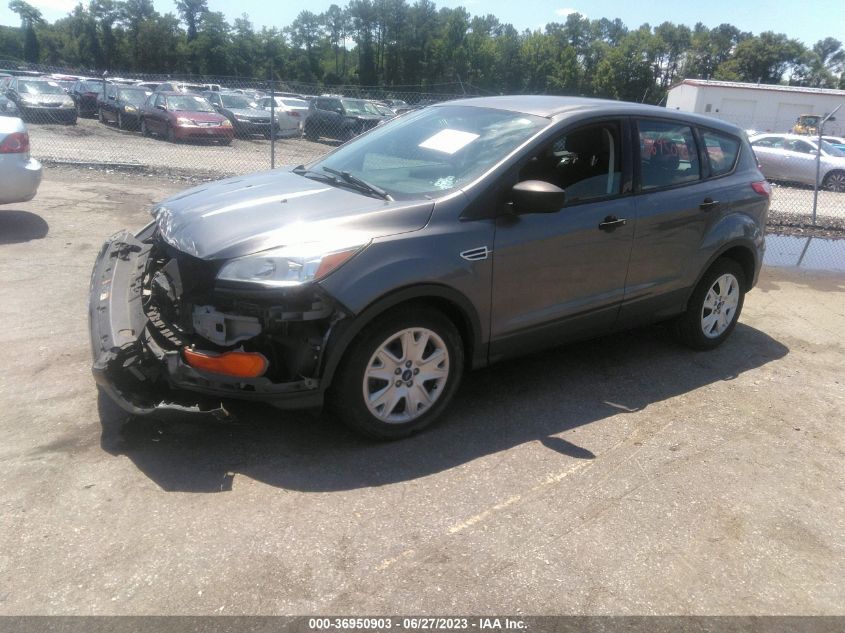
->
<box><xmin>258</xmin><ymin>96</ymin><xmax>310</xmax><ymax>137</ymax></box>
<box><xmin>0</xmin><ymin>117</ymin><xmax>42</xmax><ymax>204</ymax></box>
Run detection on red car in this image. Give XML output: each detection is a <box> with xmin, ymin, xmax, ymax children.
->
<box><xmin>139</xmin><ymin>92</ymin><xmax>233</xmax><ymax>145</ymax></box>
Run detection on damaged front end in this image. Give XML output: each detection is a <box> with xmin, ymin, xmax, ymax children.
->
<box><xmin>89</xmin><ymin>223</ymin><xmax>344</xmax><ymax>419</ymax></box>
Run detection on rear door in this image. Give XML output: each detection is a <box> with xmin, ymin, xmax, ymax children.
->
<box><xmin>781</xmin><ymin>138</ymin><xmax>819</xmax><ymax>186</ymax></box>
<box><xmin>490</xmin><ymin>118</ymin><xmax>635</xmax><ymax>359</ymax></box>
<box><xmin>620</xmin><ymin>118</ymin><xmax>713</xmax><ymax>323</ymax></box>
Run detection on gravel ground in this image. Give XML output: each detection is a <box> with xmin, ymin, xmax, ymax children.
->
<box><xmin>27</xmin><ymin>116</ymin><xmax>334</xmax><ymax>177</ymax></box>
<box><xmin>0</xmin><ymin>167</ymin><xmax>843</xmax><ymax>615</ymax></box>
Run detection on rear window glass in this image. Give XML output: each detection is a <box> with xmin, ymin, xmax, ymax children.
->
<box><xmin>638</xmin><ymin>120</ymin><xmax>700</xmax><ymax>190</ymax></box>
<box><xmin>701</xmin><ymin>130</ymin><xmax>740</xmax><ymax>177</ymax></box>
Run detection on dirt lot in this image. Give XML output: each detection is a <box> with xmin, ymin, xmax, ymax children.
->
<box><xmin>0</xmin><ymin>167</ymin><xmax>843</xmax><ymax>615</ymax></box>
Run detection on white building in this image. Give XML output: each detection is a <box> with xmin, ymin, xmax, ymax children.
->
<box><xmin>666</xmin><ymin>79</ymin><xmax>845</xmax><ymax>136</ymax></box>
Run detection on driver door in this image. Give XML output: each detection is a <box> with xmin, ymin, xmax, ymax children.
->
<box><xmin>490</xmin><ymin>119</ymin><xmax>635</xmax><ymax>360</ymax></box>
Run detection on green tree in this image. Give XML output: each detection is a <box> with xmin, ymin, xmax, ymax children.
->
<box><xmin>8</xmin><ymin>0</ymin><xmax>44</xmax><ymax>62</ymax></box>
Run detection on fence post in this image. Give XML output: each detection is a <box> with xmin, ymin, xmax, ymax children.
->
<box><xmin>269</xmin><ymin>77</ymin><xmax>276</xmax><ymax>170</ymax></box>
<box><xmin>812</xmin><ymin>104</ymin><xmax>842</xmax><ymax>226</ymax></box>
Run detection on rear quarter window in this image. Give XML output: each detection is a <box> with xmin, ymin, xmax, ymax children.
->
<box><xmin>701</xmin><ymin>130</ymin><xmax>740</xmax><ymax>177</ymax></box>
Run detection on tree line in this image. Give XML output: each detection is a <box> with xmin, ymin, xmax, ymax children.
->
<box><xmin>2</xmin><ymin>0</ymin><xmax>844</xmax><ymax>102</ymax></box>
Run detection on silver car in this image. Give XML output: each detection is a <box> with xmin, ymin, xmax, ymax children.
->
<box><xmin>258</xmin><ymin>96</ymin><xmax>310</xmax><ymax>137</ymax></box>
<box><xmin>749</xmin><ymin>133</ymin><xmax>845</xmax><ymax>192</ymax></box>
<box><xmin>0</xmin><ymin>116</ymin><xmax>42</xmax><ymax>204</ymax></box>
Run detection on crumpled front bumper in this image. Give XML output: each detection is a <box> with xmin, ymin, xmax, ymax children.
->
<box><xmin>89</xmin><ymin>228</ymin><xmax>325</xmax><ymax>419</ymax></box>
<box><xmin>89</xmin><ymin>229</ymin><xmax>232</xmax><ymax>419</ymax></box>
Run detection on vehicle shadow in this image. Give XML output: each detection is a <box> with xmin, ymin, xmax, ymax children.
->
<box><xmin>98</xmin><ymin>323</ymin><xmax>788</xmax><ymax>493</ymax></box>
<box><xmin>0</xmin><ymin>210</ymin><xmax>49</xmax><ymax>244</ymax></box>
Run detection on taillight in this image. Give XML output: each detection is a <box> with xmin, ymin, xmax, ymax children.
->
<box><xmin>751</xmin><ymin>181</ymin><xmax>771</xmax><ymax>197</ymax></box>
<box><xmin>0</xmin><ymin>132</ymin><xmax>29</xmax><ymax>154</ymax></box>
<box><xmin>288</xmin><ymin>110</ymin><xmax>300</xmax><ymax>117</ymax></box>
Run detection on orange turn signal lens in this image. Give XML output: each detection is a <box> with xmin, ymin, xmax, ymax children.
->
<box><xmin>183</xmin><ymin>348</ymin><xmax>268</xmax><ymax>378</ymax></box>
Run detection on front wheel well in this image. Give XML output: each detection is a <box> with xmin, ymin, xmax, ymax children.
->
<box><xmin>322</xmin><ymin>292</ymin><xmax>480</xmax><ymax>388</ymax></box>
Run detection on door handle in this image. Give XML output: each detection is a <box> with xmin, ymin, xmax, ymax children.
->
<box><xmin>598</xmin><ymin>216</ymin><xmax>627</xmax><ymax>231</ymax></box>
<box><xmin>700</xmin><ymin>197</ymin><xmax>720</xmax><ymax>211</ymax></box>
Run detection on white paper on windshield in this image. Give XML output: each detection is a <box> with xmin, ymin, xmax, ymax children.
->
<box><xmin>419</xmin><ymin>129</ymin><xmax>479</xmax><ymax>154</ymax></box>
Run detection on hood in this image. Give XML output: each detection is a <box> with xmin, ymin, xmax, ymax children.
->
<box><xmin>228</xmin><ymin>107</ymin><xmax>270</xmax><ymax>119</ymax></box>
<box><xmin>154</xmin><ymin>169</ymin><xmax>434</xmax><ymax>260</ymax></box>
<box><xmin>173</xmin><ymin>111</ymin><xmax>226</xmax><ymax>123</ymax></box>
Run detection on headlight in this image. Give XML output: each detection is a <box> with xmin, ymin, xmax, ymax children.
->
<box><xmin>221</xmin><ymin>119</ymin><xmax>232</xmax><ymax>127</ymax></box>
<box><xmin>176</xmin><ymin>117</ymin><xmax>196</xmax><ymax>126</ymax></box>
<box><xmin>21</xmin><ymin>95</ymin><xmax>38</xmax><ymax>104</ymax></box>
<box><xmin>124</xmin><ymin>105</ymin><xmax>137</xmax><ymax>112</ymax></box>
<box><xmin>61</xmin><ymin>97</ymin><xmax>74</xmax><ymax>108</ymax></box>
<box><xmin>216</xmin><ymin>241</ymin><xmax>367</xmax><ymax>288</ymax></box>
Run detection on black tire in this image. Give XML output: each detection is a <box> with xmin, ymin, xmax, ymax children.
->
<box><xmin>140</xmin><ymin>119</ymin><xmax>150</xmax><ymax>137</ymax></box>
<box><xmin>220</xmin><ymin>138</ymin><xmax>232</xmax><ymax>146</ymax></box>
<box><xmin>98</xmin><ymin>108</ymin><xmax>105</xmax><ymax>123</ymax></box>
<box><xmin>823</xmin><ymin>170</ymin><xmax>845</xmax><ymax>193</ymax></box>
<box><xmin>674</xmin><ymin>257</ymin><xmax>746</xmax><ymax>350</ymax></box>
<box><xmin>117</xmin><ymin>112</ymin><xmax>124</xmax><ymax>130</ymax></box>
<box><xmin>167</xmin><ymin>125</ymin><xmax>177</xmax><ymax>143</ymax></box>
<box><xmin>342</xmin><ymin>126</ymin><xmax>356</xmax><ymax>142</ymax></box>
<box><xmin>329</xmin><ymin>306</ymin><xmax>464</xmax><ymax>440</ymax></box>
<box><xmin>304</xmin><ymin>123</ymin><xmax>318</xmax><ymax>141</ymax></box>
<box><xmin>66</xmin><ymin>115</ymin><xmax>77</xmax><ymax>126</ymax></box>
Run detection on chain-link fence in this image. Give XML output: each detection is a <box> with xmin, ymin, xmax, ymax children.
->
<box><xmin>0</xmin><ymin>61</ymin><xmax>473</xmax><ymax>180</ymax></box>
<box><xmin>2</xmin><ymin>62</ymin><xmax>845</xmax><ymax>244</ymax></box>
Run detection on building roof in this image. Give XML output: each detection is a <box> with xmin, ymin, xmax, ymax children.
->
<box><xmin>672</xmin><ymin>79</ymin><xmax>845</xmax><ymax>98</ymax></box>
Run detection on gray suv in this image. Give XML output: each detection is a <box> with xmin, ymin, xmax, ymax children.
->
<box><xmin>89</xmin><ymin>96</ymin><xmax>770</xmax><ymax>439</ymax></box>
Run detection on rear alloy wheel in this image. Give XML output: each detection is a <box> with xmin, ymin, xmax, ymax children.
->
<box><xmin>675</xmin><ymin>258</ymin><xmax>746</xmax><ymax>350</ymax></box>
<box><xmin>823</xmin><ymin>170</ymin><xmax>845</xmax><ymax>193</ymax></box>
<box><xmin>330</xmin><ymin>307</ymin><xmax>464</xmax><ymax>439</ymax></box>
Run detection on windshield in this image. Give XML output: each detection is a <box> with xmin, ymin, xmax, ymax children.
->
<box><xmin>119</xmin><ymin>89</ymin><xmax>149</xmax><ymax>105</ymax></box>
<box><xmin>310</xmin><ymin>105</ymin><xmax>548</xmax><ymax>200</ymax></box>
<box><xmin>221</xmin><ymin>94</ymin><xmax>254</xmax><ymax>109</ymax></box>
<box><xmin>341</xmin><ymin>99</ymin><xmax>373</xmax><ymax>115</ymax></box>
<box><xmin>19</xmin><ymin>80</ymin><xmax>66</xmax><ymax>95</ymax></box>
<box><xmin>821</xmin><ymin>140</ymin><xmax>845</xmax><ymax>157</ymax></box>
<box><xmin>79</xmin><ymin>80</ymin><xmax>104</xmax><ymax>92</ymax></box>
<box><xmin>167</xmin><ymin>95</ymin><xmax>215</xmax><ymax>112</ymax></box>
<box><xmin>280</xmin><ymin>98</ymin><xmax>308</xmax><ymax>108</ymax></box>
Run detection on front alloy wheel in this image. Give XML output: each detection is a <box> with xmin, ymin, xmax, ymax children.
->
<box><xmin>363</xmin><ymin>328</ymin><xmax>450</xmax><ymax>423</ymax></box>
<box><xmin>331</xmin><ymin>307</ymin><xmax>464</xmax><ymax>439</ymax></box>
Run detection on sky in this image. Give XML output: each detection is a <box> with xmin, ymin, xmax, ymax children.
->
<box><xmin>1</xmin><ymin>0</ymin><xmax>843</xmax><ymax>48</ymax></box>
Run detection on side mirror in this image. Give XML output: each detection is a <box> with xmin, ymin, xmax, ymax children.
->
<box><xmin>155</xmin><ymin>104</ymin><xmax>166</xmax><ymax>111</ymax></box>
<box><xmin>510</xmin><ymin>180</ymin><xmax>566</xmax><ymax>214</ymax></box>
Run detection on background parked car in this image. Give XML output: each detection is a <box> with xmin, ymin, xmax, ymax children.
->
<box><xmin>367</xmin><ymin>100</ymin><xmax>397</xmax><ymax>119</ymax></box>
<box><xmin>750</xmin><ymin>133</ymin><xmax>845</xmax><ymax>192</ymax></box>
<box><xmin>0</xmin><ymin>116</ymin><xmax>42</xmax><ymax>204</ymax></box>
<box><xmin>382</xmin><ymin>98</ymin><xmax>412</xmax><ymax>114</ymax></box>
<box><xmin>98</xmin><ymin>84</ymin><xmax>152</xmax><ymax>129</ymax></box>
<box><xmin>204</xmin><ymin>91</ymin><xmax>273</xmax><ymax>138</ymax></box>
<box><xmin>822</xmin><ymin>135</ymin><xmax>845</xmax><ymax>152</ymax></box>
<box><xmin>0</xmin><ymin>93</ymin><xmax>20</xmax><ymax>117</ymax></box>
<box><xmin>5</xmin><ymin>77</ymin><xmax>76</xmax><ymax>124</ymax></box>
<box><xmin>69</xmin><ymin>78</ymin><xmax>107</xmax><ymax>117</ymax></box>
<box><xmin>140</xmin><ymin>91</ymin><xmax>233</xmax><ymax>144</ymax></box>
<box><xmin>304</xmin><ymin>96</ymin><xmax>382</xmax><ymax>142</ymax></box>
<box><xmin>135</xmin><ymin>81</ymin><xmax>161</xmax><ymax>91</ymax></box>
<box><xmin>257</xmin><ymin>95</ymin><xmax>310</xmax><ymax>137</ymax></box>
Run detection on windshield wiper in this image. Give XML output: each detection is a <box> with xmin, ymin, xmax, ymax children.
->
<box><xmin>321</xmin><ymin>166</ymin><xmax>393</xmax><ymax>201</ymax></box>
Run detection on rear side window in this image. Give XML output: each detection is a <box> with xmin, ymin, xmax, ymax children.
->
<box><xmin>751</xmin><ymin>136</ymin><xmax>783</xmax><ymax>148</ymax></box>
<box><xmin>701</xmin><ymin>130</ymin><xmax>740</xmax><ymax>177</ymax></box>
<box><xmin>638</xmin><ymin>120</ymin><xmax>700</xmax><ymax>190</ymax></box>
